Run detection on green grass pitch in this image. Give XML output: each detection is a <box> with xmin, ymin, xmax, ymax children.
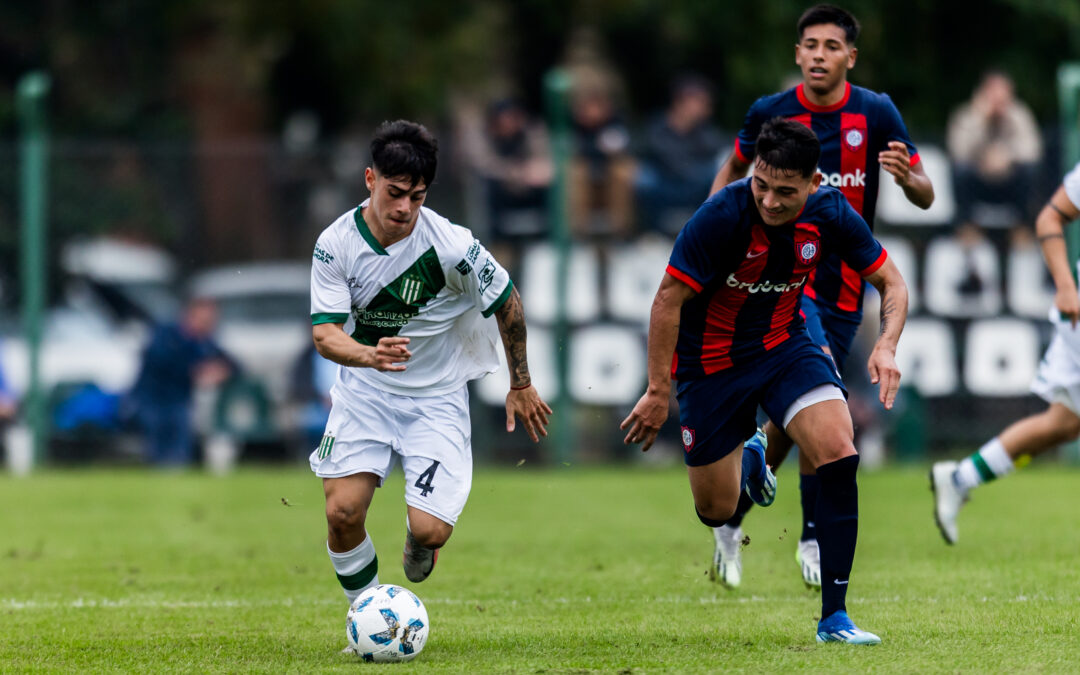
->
<box><xmin>3</xmin><ymin>462</ymin><xmax>1079</xmax><ymax>672</ymax></box>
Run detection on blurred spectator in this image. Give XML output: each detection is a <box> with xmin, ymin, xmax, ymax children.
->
<box><xmin>568</xmin><ymin>85</ymin><xmax>636</xmax><ymax>238</ymax></box>
<box><xmin>290</xmin><ymin>341</ymin><xmax>339</xmax><ymax>453</ymax></box>
<box><xmin>947</xmin><ymin>71</ymin><xmax>1043</xmax><ymax>229</ymax></box>
<box><xmin>0</xmin><ymin>341</ymin><xmax>15</xmax><ymax>424</ymax></box>
<box><xmin>636</xmin><ymin>74</ymin><xmax>725</xmax><ymax>235</ymax></box>
<box><xmin>127</xmin><ymin>296</ymin><xmax>235</xmax><ymax>466</ymax></box>
<box><xmin>472</xmin><ymin>99</ymin><xmax>553</xmax><ymax>241</ymax></box>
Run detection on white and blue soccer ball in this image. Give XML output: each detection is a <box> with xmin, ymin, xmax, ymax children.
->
<box><xmin>346</xmin><ymin>584</ymin><xmax>429</xmax><ymax>662</ymax></box>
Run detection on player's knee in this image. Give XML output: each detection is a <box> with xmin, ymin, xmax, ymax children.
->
<box><xmin>410</xmin><ymin>520</ymin><xmax>452</xmax><ymax>549</ymax></box>
<box><xmin>695</xmin><ymin>497</ymin><xmax>737</xmax><ymax>524</ymax></box>
<box><xmin>325</xmin><ymin>500</ymin><xmax>367</xmax><ymax>538</ymax></box>
<box><xmin>1045</xmin><ymin>405</ymin><xmax>1080</xmax><ymax>442</ymax></box>
<box><xmin>1058</xmin><ymin>414</ymin><xmax>1080</xmax><ymax>442</ymax></box>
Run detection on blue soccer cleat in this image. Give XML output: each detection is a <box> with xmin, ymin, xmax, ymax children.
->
<box><xmin>816</xmin><ymin>610</ymin><xmax>882</xmax><ymax>645</ymax></box>
<box><xmin>743</xmin><ymin>428</ymin><xmax>777</xmax><ymax>507</ymax></box>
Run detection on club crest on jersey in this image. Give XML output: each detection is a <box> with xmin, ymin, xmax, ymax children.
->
<box><xmin>681</xmin><ymin>426</ymin><xmax>695</xmax><ymax>452</ymax></box>
<box><xmin>842</xmin><ymin>127</ymin><xmax>865</xmax><ymax>151</ymax></box>
<box><xmin>400</xmin><ymin>275</ymin><xmax>423</xmax><ymax>305</ymax></box>
<box><xmin>796</xmin><ymin>239</ymin><xmax>820</xmax><ymax>265</ymax></box>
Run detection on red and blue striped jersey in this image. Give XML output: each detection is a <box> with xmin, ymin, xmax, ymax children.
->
<box><xmin>732</xmin><ymin>82</ymin><xmax>917</xmax><ymax>315</ymax></box>
<box><xmin>666</xmin><ymin>179</ymin><xmax>886</xmax><ymax>378</ymax></box>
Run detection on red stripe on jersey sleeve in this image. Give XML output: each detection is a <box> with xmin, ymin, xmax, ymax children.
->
<box><xmin>666</xmin><ymin>265</ymin><xmax>704</xmax><ymax>293</ymax></box>
<box><xmin>859</xmin><ymin>248</ymin><xmax>888</xmax><ymax>276</ymax></box>
<box><xmin>733</xmin><ymin>139</ymin><xmax>750</xmax><ymax>164</ymax></box>
<box><xmin>909</xmin><ymin>152</ymin><xmax>920</xmax><ymax>167</ymax></box>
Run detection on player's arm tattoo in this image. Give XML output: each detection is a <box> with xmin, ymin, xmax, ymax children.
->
<box><xmin>495</xmin><ymin>287</ymin><xmax>531</xmax><ymax>388</ymax></box>
<box><xmin>879</xmin><ymin>296</ymin><xmax>898</xmax><ymax>337</ymax></box>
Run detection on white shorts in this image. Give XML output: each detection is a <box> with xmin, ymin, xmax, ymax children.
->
<box><xmin>1031</xmin><ymin>333</ymin><xmax>1080</xmax><ymax>415</ymax></box>
<box><xmin>309</xmin><ymin>380</ymin><xmax>473</xmax><ymax>526</ymax></box>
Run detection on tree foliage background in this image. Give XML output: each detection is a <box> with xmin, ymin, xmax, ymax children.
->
<box><xmin>0</xmin><ymin>0</ymin><xmax>1077</xmax><ymax>139</ymax></box>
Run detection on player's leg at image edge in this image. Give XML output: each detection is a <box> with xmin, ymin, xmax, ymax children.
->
<box><xmin>931</xmin><ymin>436</ymin><xmax>1016</xmax><ymax>544</ymax></box>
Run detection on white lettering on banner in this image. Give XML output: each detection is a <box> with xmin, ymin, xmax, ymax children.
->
<box><xmin>818</xmin><ymin>169</ymin><xmax>866</xmax><ymax>188</ymax></box>
<box><xmin>726</xmin><ymin>273</ymin><xmax>806</xmax><ymax>293</ymax></box>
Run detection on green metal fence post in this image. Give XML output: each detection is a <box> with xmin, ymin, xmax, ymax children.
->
<box><xmin>16</xmin><ymin>71</ymin><xmax>51</xmax><ymax>469</ymax></box>
<box><xmin>543</xmin><ymin>67</ymin><xmax>573</xmax><ymax>465</ymax></box>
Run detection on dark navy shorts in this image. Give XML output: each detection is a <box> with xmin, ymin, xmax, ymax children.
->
<box><xmin>800</xmin><ymin>295</ymin><xmax>862</xmax><ymax>375</ymax></box>
<box><xmin>675</xmin><ymin>334</ymin><xmax>846</xmax><ymax>467</ymax></box>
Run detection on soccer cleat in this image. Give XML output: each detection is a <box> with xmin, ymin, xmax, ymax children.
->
<box><xmin>402</xmin><ymin>530</ymin><xmax>439</xmax><ymax>583</ymax></box>
<box><xmin>795</xmin><ymin>539</ymin><xmax>822</xmax><ymax>589</ymax></box>
<box><xmin>816</xmin><ymin>610</ymin><xmax>882</xmax><ymax>645</ymax></box>
<box><xmin>930</xmin><ymin>460</ymin><xmax>966</xmax><ymax>545</ymax></box>
<box><xmin>743</xmin><ymin>428</ymin><xmax>777</xmax><ymax>506</ymax></box>
<box><xmin>710</xmin><ymin>524</ymin><xmax>743</xmax><ymax>589</ymax></box>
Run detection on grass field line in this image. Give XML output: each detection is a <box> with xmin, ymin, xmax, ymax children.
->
<box><xmin>4</xmin><ymin>592</ymin><xmax>1074</xmax><ymax>611</ymax></box>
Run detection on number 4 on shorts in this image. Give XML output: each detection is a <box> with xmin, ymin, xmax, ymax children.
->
<box><xmin>415</xmin><ymin>460</ymin><xmax>440</xmax><ymax>497</ymax></box>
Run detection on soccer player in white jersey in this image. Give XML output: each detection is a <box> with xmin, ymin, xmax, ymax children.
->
<box><xmin>932</xmin><ymin>160</ymin><xmax>1080</xmax><ymax>544</ymax></box>
<box><xmin>309</xmin><ymin>121</ymin><xmax>552</xmax><ymax>617</ymax></box>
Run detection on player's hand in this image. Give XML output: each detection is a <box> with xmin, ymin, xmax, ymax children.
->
<box><xmin>867</xmin><ymin>345</ymin><xmax>901</xmax><ymax>410</ymax></box>
<box><xmin>1055</xmin><ymin>286</ymin><xmax>1080</xmax><ymax>328</ymax></box>
<box><xmin>367</xmin><ymin>336</ymin><xmax>411</xmax><ymax>371</ymax></box>
<box><xmin>620</xmin><ymin>389</ymin><xmax>669</xmax><ymax>452</ymax></box>
<box><xmin>505</xmin><ymin>384</ymin><xmax>552</xmax><ymax>443</ymax></box>
<box><xmin>879</xmin><ymin>141</ymin><xmax>912</xmax><ymax>186</ymax></box>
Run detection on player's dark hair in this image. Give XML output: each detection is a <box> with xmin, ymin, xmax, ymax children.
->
<box><xmin>797</xmin><ymin>4</ymin><xmax>860</xmax><ymax>44</ymax></box>
<box><xmin>370</xmin><ymin>120</ymin><xmax>438</xmax><ymax>189</ymax></box>
<box><xmin>756</xmin><ymin>117</ymin><xmax>820</xmax><ymax>178</ymax></box>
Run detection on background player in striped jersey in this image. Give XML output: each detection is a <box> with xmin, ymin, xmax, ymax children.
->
<box><xmin>931</xmin><ymin>162</ymin><xmax>1080</xmax><ymax>544</ymax></box>
<box><xmin>707</xmin><ymin>4</ymin><xmax>935</xmax><ymax>590</ymax></box>
<box><xmin>308</xmin><ymin>121</ymin><xmax>552</xmax><ymax>638</ymax></box>
<box><xmin>622</xmin><ymin>119</ymin><xmax>908</xmax><ymax>644</ymax></box>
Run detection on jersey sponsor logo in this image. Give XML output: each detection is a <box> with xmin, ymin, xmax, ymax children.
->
<box><xmin>818</xmin><ymin>169</ymin><xmax>866</xmax><ymax>188</ymax></box>
<box><xmin>477</xmin><ymin>258</ymin><xmax>496</xmax><ymax>293</ymax></box>
<box><xmin>455</xmin><ymin>259</ymin><xmax>472</xmax><ymax>275</ymax></box>
<box><xmin>351</xmin><ymin>246</ymin><xmax>446</xmax><ymax>345</ymax></box>
<box><xmin>313</xmin><ymin>244</ymin><xmax>334</xmax><ymax>264</ymax></box>
<box><xmin>796</xmin><ymin>240</ymin><xmax>820</xmax><ymax>265</ymax></box>
<box><xmin>725</xmin><ymin>273</ymin><xmax>807</xmax><ymax>293</ymax></box>
<box><xmin>466</xmin><ymin>240</ymin><xmax>482</xmax><ymax>265</ymax></box>
<box><xmin>843</xmin><ymin>127</ymin><xmax>865</xmax><ymax>151</ymax></box>
<box><xmin>681</xmin><ymin>426</ymin><xmax>695</xmax><ymax>452</ymax></box>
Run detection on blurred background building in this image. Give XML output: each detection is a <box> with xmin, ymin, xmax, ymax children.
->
<box><xmin>2</xmin><ymin>0</ymin><xmax>1080</xmax><ymax>468</ymax></box>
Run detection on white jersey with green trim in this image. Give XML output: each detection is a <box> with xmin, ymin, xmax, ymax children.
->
<box><xmin>310</xmin><ymin>200</ymin><xmax>513</xmax><ymax>397</ymax></box>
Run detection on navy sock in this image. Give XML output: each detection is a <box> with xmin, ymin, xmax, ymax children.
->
<box><xmin>799</xmin><ymin>473</ymin><xmax>820</xmax><ymax>542</ymax></box>
<box><xmin>816</xmin><ymin>454</ymin><xmax>859</xmax><ymax>620</ymax></box>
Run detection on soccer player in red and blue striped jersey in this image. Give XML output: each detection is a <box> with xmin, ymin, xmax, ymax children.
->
<box><xmin>622</xmin><ymin>118</ymin><xmax>908</xmax><ymax>644</ymax></box>
<box><xmin>708</xmin><ymin>4</ymin><xmax>934</xmax><ymax>593</ymax></box>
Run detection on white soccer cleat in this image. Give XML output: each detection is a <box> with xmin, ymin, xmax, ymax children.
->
<box><xmin>930</xmin><ymin>461</ymin><xmax>966</xmax><ymax>545</ymax></box>
<box><xmin>710</xmin><ymin>524</ymin><xmax>743</xmax><ymax>589</ymax></box>
<box><xmin>795</xmin><ymin>538</ymin><xmax>822</xmax><ymax>589</ymax></box>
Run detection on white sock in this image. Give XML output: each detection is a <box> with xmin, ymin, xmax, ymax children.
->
<box><xmin>328</xmin><ymin>535</ymin><xmax>379</xmax><ymax>604</ymax></box>
<box><xmin>953</xmin><ymin>437</ymin><xmax>1014</xmax><ymax>492</ymax></box>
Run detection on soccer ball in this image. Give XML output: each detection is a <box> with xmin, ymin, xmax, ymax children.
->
<box><xmin>346</xmin><ymin>584</ymin><xmax>429</xmax><ymax>662</ymax></box>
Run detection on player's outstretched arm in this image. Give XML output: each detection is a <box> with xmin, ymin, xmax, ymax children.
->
<box><xmin>879</xmin><ymin>141</ymin><xmax>934</xmax><ymax>209</ymax></box>
<box><xmin>312</xmin><ymin>323</ymin><xmax>411</xmax><ymax>371</ymax></box>
<box><xmin>621</xmin><ymin>273</ymin><xmax>697</xmax><ymax>451</ymax></box>
<box><xmin>1036</xmin><ymin>185</ymin><xmax>1080</xmax><ymax>326</ymax></box>
<box><xmin>862</xmin><ymin>256</ymin><xmax>909</xmax><ymax>410</ymax></box>
<box><xmin>708</xmin><ymin>151</ymin><xmax>751</xmax><ymax>197</ymax></box>
<box><xmin>495</xmin><ymin>287</ymin><xmax>552</xmax><ymax>443</ymax></box>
